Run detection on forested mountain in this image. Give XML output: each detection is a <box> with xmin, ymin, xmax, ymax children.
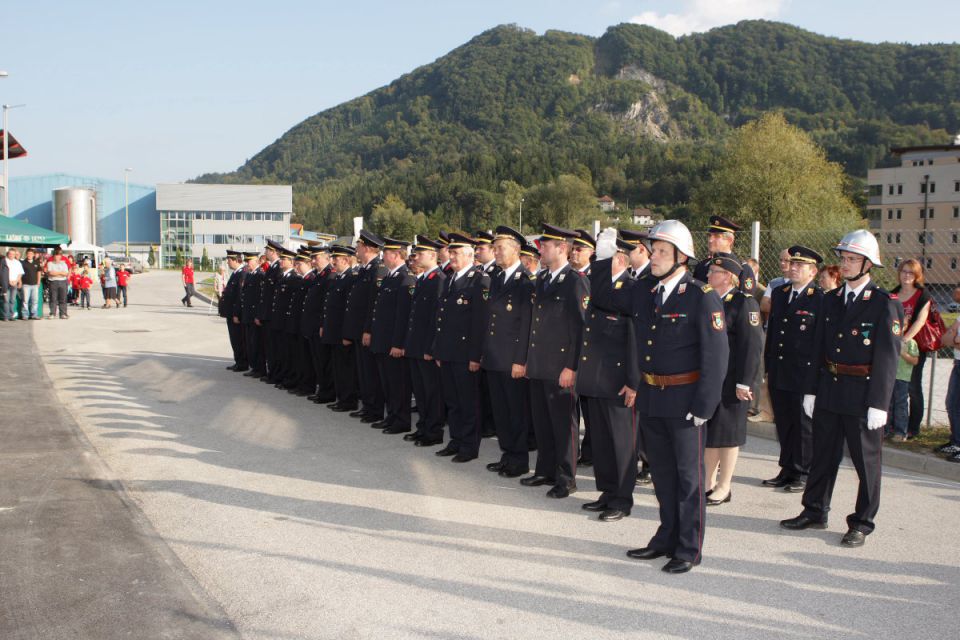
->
<box><xmin>195</xmin><ymin>21</ymin><xmax>960</xmax><ymax>234</ymax></box>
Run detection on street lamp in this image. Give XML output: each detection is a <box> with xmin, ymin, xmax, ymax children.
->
<box><xmin>519</xmin><ymin>197</ymin><xmax>525</xmax><ymax>234</ymax></box>
<box><xmin>2</xmin><ymin>102</ymin><xmax>26</xmax><ymax>218</ymax></box>
<box><xmin>124</xmin><ymin>168</ymin><xmax>133</xmax><ymax>257</ymax></box>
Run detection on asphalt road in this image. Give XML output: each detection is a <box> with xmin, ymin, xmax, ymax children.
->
<box><xmin>14</xmin><ymin>270</ymin><xmax>960</xmax><ymax>639</ymax></box>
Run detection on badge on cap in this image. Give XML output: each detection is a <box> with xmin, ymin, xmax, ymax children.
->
<box><xmin>744</xmin><ymin>278</ymin><xmax>753</xmax><ymax>290</ymax></box>
<box><xmin>712</xmin><ymin>312</ymin><xmax>724</xmax><ymax>331</ymax></box>
<box><xmin>748</xmin><ymin>311</ymin><xmax>760</xmax><ymax>326</ymax></box>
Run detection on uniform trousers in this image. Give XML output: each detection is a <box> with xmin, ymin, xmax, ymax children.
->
<box><xmin>479</xmin><ymin>371</ymin><xmax>496</xmax><ymax>436</ymax></box>
<box><xmin>296</xmin><ymin>336</ymin><xmax>316</xmax><ymax>392</ymax></box>
<box><xmin>226</xmin><ymin>319</ymin><xmax>247</xmax><ymax>369</ymax></box>
<box><xmin>356</xmin><ymin>344</ymin><xmax>384</xmax><ymax>419</ymax></box>
<box><xmin>376</xmin><ymin>353</ymin><xmax>412</xmax><ymax>429</ymax></box>
<box><xmin>310</xmin><ymin>337</ymin><xmax>335</xmax><ymax>400</ymax></box>
<box><xmin>640</xmin><ymin>415</ymin><xmax>706</xmax><ymax>564</ymax></box>
<box><xmin>579</xmin><ymin>398</ymin><xmax>593</xmax><ymax>462</ymax></box>
<box><xmin>440</xmin><ymin>361</ymin><xmax>480</xmax><ymax>457</ymax></box>
<box><xmin>801</xmin><ymin>408</ymin><xmax>882</xmax><ymax>534</ymax></box>
<box><xmin>770</xmin><ymin>387</ymin><xmax>813</xmax><ymax>479</ymax></box>
<box><xmin>244</xmin><ymin>323</ymin><xmax>264</xmax><ymax>374</ymax></box>
<box><xmin>409</xmin><ymin>358</ymin><xmax>444</xmax><ymax>440</ymax></box>
<box><xmin>486</xmin><ymin>369</ymin><xmax>530</xmax><ymax>470</ymax></box>
<box><xmin>265</xmin><ymin>325</ymin><xmax>280</xmax><ymax>379</ymax></box>
<box><xmin>585</xmin><ymin>396</ymin><xmax>637</xmax><ymax>512</ymax></box>
<box><xmin>280</xmin><ymin>331</ymin><xmax>301</xmax><ymax>386</ymax></box>
<box><xmin>332</xmin><ymin>343</ymin><xmax>359</xmax><ymax>406</ymax></box>
<box><xmin>529</xmin><ymin>379</ymin><xmax>578</xmax><ymax>488</ymax></box>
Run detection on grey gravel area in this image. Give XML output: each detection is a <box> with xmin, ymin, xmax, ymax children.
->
<box><xmin>24</xmin><ymin>271</ymin><xmax>960</xmax><ymax>639</ymax></box>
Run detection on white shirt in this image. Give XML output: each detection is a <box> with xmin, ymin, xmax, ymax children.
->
<box><xmin>482</xmin><ymin>259</ymin><xmax>496</xmax><ymax>273</ymax></box>
<box><xmin>453</xmin><ymin>264</ymin><xmax>473</xmax><ymax>282</ymax></box>
<box><xmin>843</xmin><ymin>278</ymin><xmax>870</xmax><ymax>303</ymax></box>
<box><xmin>612</xmin><ymin>268</ymin><xmax>627</xmax><ymax>283</ymax></box>
<box><xmin>547</xmin><ymin>264</ymin><xmax>566</xmax><ymax>283</ymax></box>
<box><xmin>418</xmin><ymin>266</ymin><xmax>438</xmax><ymax>281</ymax></box>
<box><xmin>655</xmin><ymin>269</ymin><xmax>685</xmax><ymax>305</ymax></box>
<box><xmin>388</xmin><ymin>264</ymin><xmax>404</xmax><ymax>277</ymax></box>
<box><xmin>5</xmin><ymin>257</ymin><xmax>24</xmax><ymax>285</ymax></box>
<box><xmin>500</xmin><ymin>261</ymin><xmax>521</xmax><ymax>283</ymax></box>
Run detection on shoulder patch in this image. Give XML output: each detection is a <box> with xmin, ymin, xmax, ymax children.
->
<box><xmin>892</xmin><ymin>319</ymin><xmax>901</xmax><ymax>336</ymax></box>
<box><xmin>749</xmin><ymin>311</ymin><xmax>760</xmax><ymax>326</ymax></box>
<box><xmin>711</xmin><ymin>311</ymin><xmax>725</xmax><ymax>331</ymax></box>
<box><xmin>701</xmin><ymin>285</ymin><xmax>713</xmax><ymax>293</ymax></box>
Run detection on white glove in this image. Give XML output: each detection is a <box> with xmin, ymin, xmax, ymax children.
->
<box><xmin>866</xmin><ymin>408</ymin><xmax>887</xmax><ymax>431</ymax></box>
<box><xmin>802</xmin><ymin>395</ymin><xmax>816</xmax><ymax>419</ymax></box>
<box><xmin>595</xmin><ymin>227</ymin><xmax>618</xmax><ymax>260</ymax></box>
<box><xmin>685</xmin><ymin>413</ymin><xmax>707</xmax><ymax>427</ymax></box>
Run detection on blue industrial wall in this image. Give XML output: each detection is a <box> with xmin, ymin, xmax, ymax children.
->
<box><xmin>9</xmin><ymin>174</ymin><xmax>159</xmax><ymax>244</ymax></box>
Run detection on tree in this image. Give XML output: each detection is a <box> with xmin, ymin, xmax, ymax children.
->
<box><xmin>147</xmin><ymin>245</ymin><xmax>156</xmax><ymax>268</ymax></box>
<box><xmin>523</xmin><ymin>174</ymin><xmax>598</xmax><ymax>230</ymax></box>
<box><xmin>201</xmin><ymin>247</ymin><xmax>210</xmax><ymax>271</ymax></box>
<box><xmin>368</xmin><ymin>194</ymin><xmax>428</xmax><ymax>239</ymax></box>
<box><xmin>174</xmin><ymin>247</ymin><xmax>184</xmax><ymax>268</ymax></box>
<box><xmin>692</xmin><ymin>112</ymin><xmax>862</xmax><ymax>231</ymax></box>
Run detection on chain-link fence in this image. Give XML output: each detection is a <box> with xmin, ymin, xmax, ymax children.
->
<box><xmin>707</xmin><ymin>223</ymin><xmax>959</xmax><ymax>428</ymax></box>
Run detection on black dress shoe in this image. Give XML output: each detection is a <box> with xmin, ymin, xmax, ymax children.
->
<box><xmin>403</xmin><ymin>433</ymin><xmax>421</xmax><ymax>442</ymax></box>
<box><xmin>226</xmin><ymin>364</ymin><xmax>238</xmax><ymax>371</ymax></box>
<box><xmin>243</xmin><ymin>370</ymin><xmax>262</xmax><ymax>377</ymax></box>
<box><xmin>486</xmin><ymin>461</ymin><xmax>506</xmax><ymax>472</ymax></box>
<box><xmin>435</xmin><ymin>446</ymin><xmax>458</xmax><ymax>457</ymax></box>
<box><xmin>626</xmin><ymin>547</ymin><xmax>668</xmax><ymax>560</ymax></box>
<box><xmin>371</xmin><ymin>420</ymin><xmax>391</xmax><ymax>429</ymax></box>
<box><xmin>577</xmin><ymin>457</ymin><xmax>593</xmax><ymax>467</ymax></box>
<box><xmin>783</xmin><ymin>479</ymin><xmax>806</xmax><ymax>493</ymax></box>
<box><xmin>546</xmin><ymin>484</ymin><xmax>576</xmax><ymax>498</ymax></box>
<box><xmin>599</xmin><ymin>509</ymin><xmax>628</xmax><ymax>522</ymax></box>
<box><xmin>519</xmin><ymin>475</ymin><xmax>552</xmax><ymax>487</ymax></box>
<box><xmin>451</xmin><ymin>453</ymin><xmax>477</xmax><ymax>463</ymax></box>
<box><xmin>348</xmin><ymin>410</ymin><xmax>366</xmax><ymax>418</ymax></box>
<box><xmin>498</xmin><ymin>466</ymin><xmax>528</xmax><ymax>478</ymax></box>
<box><xmin>762</xmin><ymin>474</ymin><xmax>791</xmax><ymax>487</ymax></box>
<box><xmin>662</xmin><ymin>558</ymin><xmax>696</xmax><ymax>574</ymax></box>
<box><xmin>635</xmin><ymin>470</ymin><xmax>652</xmax><ymax>486</ymax></box>
<box><xmin>330</xmin><ymin>404</ymin><xmax>358</xmax><ymax>413</ymax></box>
<box><xmin>780</xmin><ymin>514</ymin><xmax>828</xmax><ymax>530</ymax></box>
<box><xmin>840</xmin><ymin>529</ymin><xmax>866</xmax><ymax>547</ymax></box>
<box><xmin>581</xmin><ymin>500</ymin><xmax>608</xmax><ymax>512</ymax></box>
<box><xmin>383</xmin><ymin>426</ymin><xmax>412</xmax><ymax>435</ymax></box>
<box><xmin>361</xmin><ymin>416</ymin><xmax>382</xmax><ymax>424</ymax></box>
<box><xmin>415</xmin><ymin>437</ymin><xmax>443</xmax><ymax>447</ymax></box>
<box><xmin>292</xmin><ymin>389</ymin><xmax>312</xmax><ymax>397</ymax></box>
<box><xmin>481</xmin><ymin>429</ymin><xmax>497</xmax><ymax>439</ymax></box>
<box><xmin>306</xmin><ymin>394</ymin><xmax>320</xmax><ymax>402</ymax></box>
<box><xmin>706</xmin><ymin>491</ymin><xmax>732</xmax><ymax>506</ymax></box>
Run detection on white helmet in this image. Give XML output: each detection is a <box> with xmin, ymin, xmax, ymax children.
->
<box><xmin>835</xmin><ymin>229</ymin><xmax>883</xmax><ymax>267</ymax></box>
<box><xmin>647</xmin><ymin>220</ymin><xmax>696</xmax><ymax>260</ymax></box>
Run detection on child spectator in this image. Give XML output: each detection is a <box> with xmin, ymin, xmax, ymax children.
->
<box><xmin>79</xmin><ymin>268</ymin><xmax>93</xmax><ymax>309</ymax></box>
<box><xmin>68</xmin><ymin>265</ymin><xmax>82</xmax><ymax>306</ymax></box>
<box><xmin>116</xmin><ymin>264</ymin><xmax>132</xmax><ymax>307</ymax></box>
<box><xmin>887</xmin><ymin>335</ymin><xmax>920</xmax><ymax>442</ymax></box>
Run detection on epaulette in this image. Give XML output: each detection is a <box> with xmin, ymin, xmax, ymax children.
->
<box><xmin>782</xmin><ymin>284</ymin><xmax>791</xmax><ymax>292</ymax></box>
<box><xmin>724</xmin><ymin>293</ymin><xmax>734</xmax><ymax>302</ymax></box>
<box><xmin>701</xmin><ymin>285</ymin><xmax>713</xmax><ymax>293</ymax></box>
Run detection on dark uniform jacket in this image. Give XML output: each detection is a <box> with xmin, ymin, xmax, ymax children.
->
<box><xmin>576</xmin><ymin>266</ymin><xmax>640</xmax><ymax>399</ymax></box>
<box><xmin>631</xmin><ymin>271</ymin><xmax>730</xmax><ymax>419</ymax></box>
<box><xmin>256</xmin><ymin>260</ymin><xmax>281</xmax><ymax>323</ymax></box>
<box><xmin>343</xmin><ymin>256</ymin><xmax>387</xmax><ymax>341</ymax></box>
<box><xmin>285</xmin><ymin>270</ymin><xmax>313</xmax><ymax>334</ymax></box>
<box><xmin>403</xmin><ymin>266</ymin><xmax>446</xmax><ymax>359</ymax></box>
<box><xmin>370</xmin><ymin>264</ymin><xmax>416</xmax><ymax>355</ymax></box>
<box><xmin>218</xmin><ymin>267</ymin><xmax>245</xmax><ymax>319</ymax></box>
<box><xmin>481</xmin><ymin>264</ymin><xmax>535</xmax><ymax>373</ymax></box>
<box><xmin>719</xmin><ymin>289</ymin><xmax>764</xmax><ymax>403</ymax></box>
<box><xmin>321</xmin><ymin>267</ymin><xmax>360</xmax><ymax>345</ymax></box>
<box><xmin>525</xmin><ymin>264</ymin><xmax>589</xmax><ymax>381</ymax></box>
<box><xmin>804</xmin><ymin>281</ymin><xmax>903</xmax><ymax>416</ymax></box>
<box><xmin>240</xmin><ymin>268</ymin><xmax>262</xmax><ymax>325</ymax></box>
<box><xmin>694</xmin><ymin>252</ymin><xmax>759</xmax><ymax>298</ymax></box>
<box><xmin>765</xmin><ymin>281</ymin><xmax>823</xmax><ymax>392</ymax></box>
<box><xmin>433</xmin><ymin>266</ymin><xmax>490</xmax><ymax>364</ymax></box>
<box><xmin>270</xmin><ymin>269</ymin><xmax>298</xmax><ymax>331</ymax></box>
<box><xmin>301</xmin><ymin>264</ymin><xmax>334</xmax><ymax>338</ymax></box>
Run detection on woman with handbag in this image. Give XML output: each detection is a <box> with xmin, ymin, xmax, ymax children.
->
<box><xmin>891</xmin><ymin>259</ymin><xmax>933</xmax><ymax>439</ymax></box>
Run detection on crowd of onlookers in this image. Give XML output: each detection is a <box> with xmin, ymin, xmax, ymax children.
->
<box><xmin>1</xmin><ymin>247</ymin><xmax>134</xmax><ymax>320</ymax></box>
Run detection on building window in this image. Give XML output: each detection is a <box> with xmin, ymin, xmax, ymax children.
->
<box><xmin>954</xmin><ymin>206</ymin><xmax>959</xmax><ymax>218</ymax></box>
<box><xmin>867</xmin><ymin>208</ymin><xmax>881</xmax><ymax>221</ymax></box>
<box><xmin>953</xmin><ymin>258</ymin><xmax>958</xmax><ymax>270</ymax></box>
<box><xmin>886</xmin><ymin>233</ymin><xmax>892</xmax><ymax>243</ymax></box>
<box><xmin>955</xmin><ymin>180</ymin><xmax>959</xmax><ymax>192</ymax></box>
<box><xmin>896</xmin><ymin>232</ymin><xmax>901</xmax><ymax>244</ymax></box>
<box><xmin>920</xmin><ymin>208</ymin><xmax>935</xmax><ymax>219</ymax></box>
<box><xmin>888</xmin><ymin>185</ymin><xmax>894</xmax><ymax>195</ymax></box>
<box><xmin>868</xmin><ymin>184</ymin><xmax>882</xmax><ymax>197</ymax></box>
<box><xmin>926</xmin><ymin>257</ymin><xmax>933</xmax><ymax>268</ymax></box>
<box><xmin>887</xmin><ymin>209</ymin><xmax>893</xmax><ymax>220</ymax></box>
<box><xmin>896</xmin><ymin>209</ymin><xmax>902</xmax><ymax>219</ymax></box>
<box><xmin>898</xmin><ymin>184</ymin><xmax>903</xmax><ymax>195</ymax></box>
<box><xmin>953</xmin><ymin>233</ymin><xmax>958</xmax><ymax>244</ymax></box>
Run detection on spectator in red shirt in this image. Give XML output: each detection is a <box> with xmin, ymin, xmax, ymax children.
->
<box><xmin>116</xmin><ymin>265</ymin><xmax>132</xmax><ymax>307</ymax></box>
<box><xmin>79</xmin><ymin>268</ymin><xmax>93</xmax><ymax>309</ymax></box>
<box><xmin>181</xmin><ymin>259</ymin><xmax>196</xmax><ymax>307</ymax></box>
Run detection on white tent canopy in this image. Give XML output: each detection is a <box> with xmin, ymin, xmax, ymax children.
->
<box><xmin>61</xmin><ymin>241</ymin><xmax>103</xmax><ymax>254</ymax></box>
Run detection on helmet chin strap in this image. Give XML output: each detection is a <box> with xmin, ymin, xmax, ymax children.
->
<box><xmin>843</xmin><ymin>258</ymin><xmax>872</xmax><ymax>282</ymax></box>
<box><xmin>654</xmin><ymin>247</ymin><xmax>685</xmax><ymax>281</ymax></box>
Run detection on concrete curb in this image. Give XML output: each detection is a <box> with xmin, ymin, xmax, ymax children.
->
<box><xmin>747</xmin><ymin>420</ymin><xmax>960</xmax><ymax>483</ymax></box>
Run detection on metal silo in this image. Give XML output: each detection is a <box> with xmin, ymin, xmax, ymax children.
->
<box><xmin>52</xmin><ymin>187</ymin><xmax>97</xmax><ymax>246</ymax></box>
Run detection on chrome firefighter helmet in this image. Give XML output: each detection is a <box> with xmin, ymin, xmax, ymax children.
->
<box><xmin>647</xmin><ymin>220</ymin><xmax>696</xmax><ymax>260</ymax></box>
<box><xmin>835</xmin><ymin>229</ymin><xmax>883</xmax><ymax>268</ymax></box>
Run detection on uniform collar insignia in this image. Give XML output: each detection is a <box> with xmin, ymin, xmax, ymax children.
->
<box><xmin>863</xmin><ymin>289</ymin><xmax>872</xmax><ymax>301</ymax></box>
<box><xmin>678</xmin><ymin>283</ymin><xmax>687</xmax><ymax>294</ymax></box>
<box><xmin>558</xmin><ymin>273</ymin><xmax>566</xmax><ymax>283</ymax></box>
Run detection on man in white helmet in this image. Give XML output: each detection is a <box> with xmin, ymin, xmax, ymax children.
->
<box><xmin>624</xmin><ymin>220</ymin><xmax>729</xmax><ymax>574</ymax></box>
<box><xmin>781</xmin><ymin>229</ymin><xmax>903</xmax><ymax>548</ymax></box>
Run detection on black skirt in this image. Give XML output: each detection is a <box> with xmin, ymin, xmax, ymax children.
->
<box><xmin>706</xmin><ymin>398</ymin><xmax>748</xmax><ymax>448</ymax></box>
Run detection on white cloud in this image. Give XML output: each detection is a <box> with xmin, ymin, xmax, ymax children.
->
<box><xmin>630</xmin><ymin>0</ymin><xmax>789</xmax><ymax>36</ymax></box>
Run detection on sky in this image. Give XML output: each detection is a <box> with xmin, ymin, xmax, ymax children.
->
<box><xmin>2</xmin><ymin>0</ymin><xmax>959</xmax><ymax>187</ymax></box>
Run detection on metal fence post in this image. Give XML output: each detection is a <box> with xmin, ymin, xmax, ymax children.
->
<box><xmin>927</xmin><ymin>355</ymin><xmax>936</xmax><ymax>428</ymax></box>
<box><xmin>751</xmin><ymin>221</ymin><xmax>760</xmax><ymax>261</ymax></box>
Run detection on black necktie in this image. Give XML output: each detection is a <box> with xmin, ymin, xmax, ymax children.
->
<box><xmin>789</xmin><ymin>290</ymin><xmax>798</xmax><ymax>305</ymax></box>
<box><xmin>846</xmin><ymin>291</ymin><xmax>856</xmax><ymax>309</ymax></box>
<box><xmin>655</xmin><ymin>285</ymin><xmax>664</xmax><ymax>313</ymax></box>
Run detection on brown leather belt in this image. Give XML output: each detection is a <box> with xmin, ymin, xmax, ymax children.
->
<box><xmin>642</xmin><ymin>371</ymin><xmax>700</xmax><ymax>388</ymax></box>
<box><xmin>826</xmin><ymin>360</ymin><xmax>871</xmax><ymax>377</ymax></box>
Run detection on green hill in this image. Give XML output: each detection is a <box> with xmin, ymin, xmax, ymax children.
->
<box><xmin>196</xmin><ymin>21</ymin><xmax>960</xmax><ymax>234</ymax></box>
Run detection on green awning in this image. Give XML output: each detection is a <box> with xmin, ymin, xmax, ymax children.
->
<box><xmin>0</xmin><ymin>216</ymin><xmax>70</xmax><ymax>247</ymax></box>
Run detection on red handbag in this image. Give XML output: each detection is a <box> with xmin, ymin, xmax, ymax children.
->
<box><xmin>915</xmin><ymin>301</ymin><xmax>946</xmax><ymax>353</ymax></box>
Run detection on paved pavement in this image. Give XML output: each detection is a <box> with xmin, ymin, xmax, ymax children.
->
<box><xmin>9</xmin><ymin>270</ymin><xmax>960</xmax><ymax>639</ymax></box>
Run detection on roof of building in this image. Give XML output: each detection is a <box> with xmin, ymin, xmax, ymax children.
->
<box><xmin>890</xmin><ymin>144</ymin><xmax>960</xmax><ymax>155</ymax></box>
<box><xmin>598</xmin><ymin>195</ymin><xmax>614</xmax><ymax>202</ymax></box>
<box><xmin>156</xmin><ymin>183</ymin><xmax>292</xmax><ymax>213</ymax></box>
